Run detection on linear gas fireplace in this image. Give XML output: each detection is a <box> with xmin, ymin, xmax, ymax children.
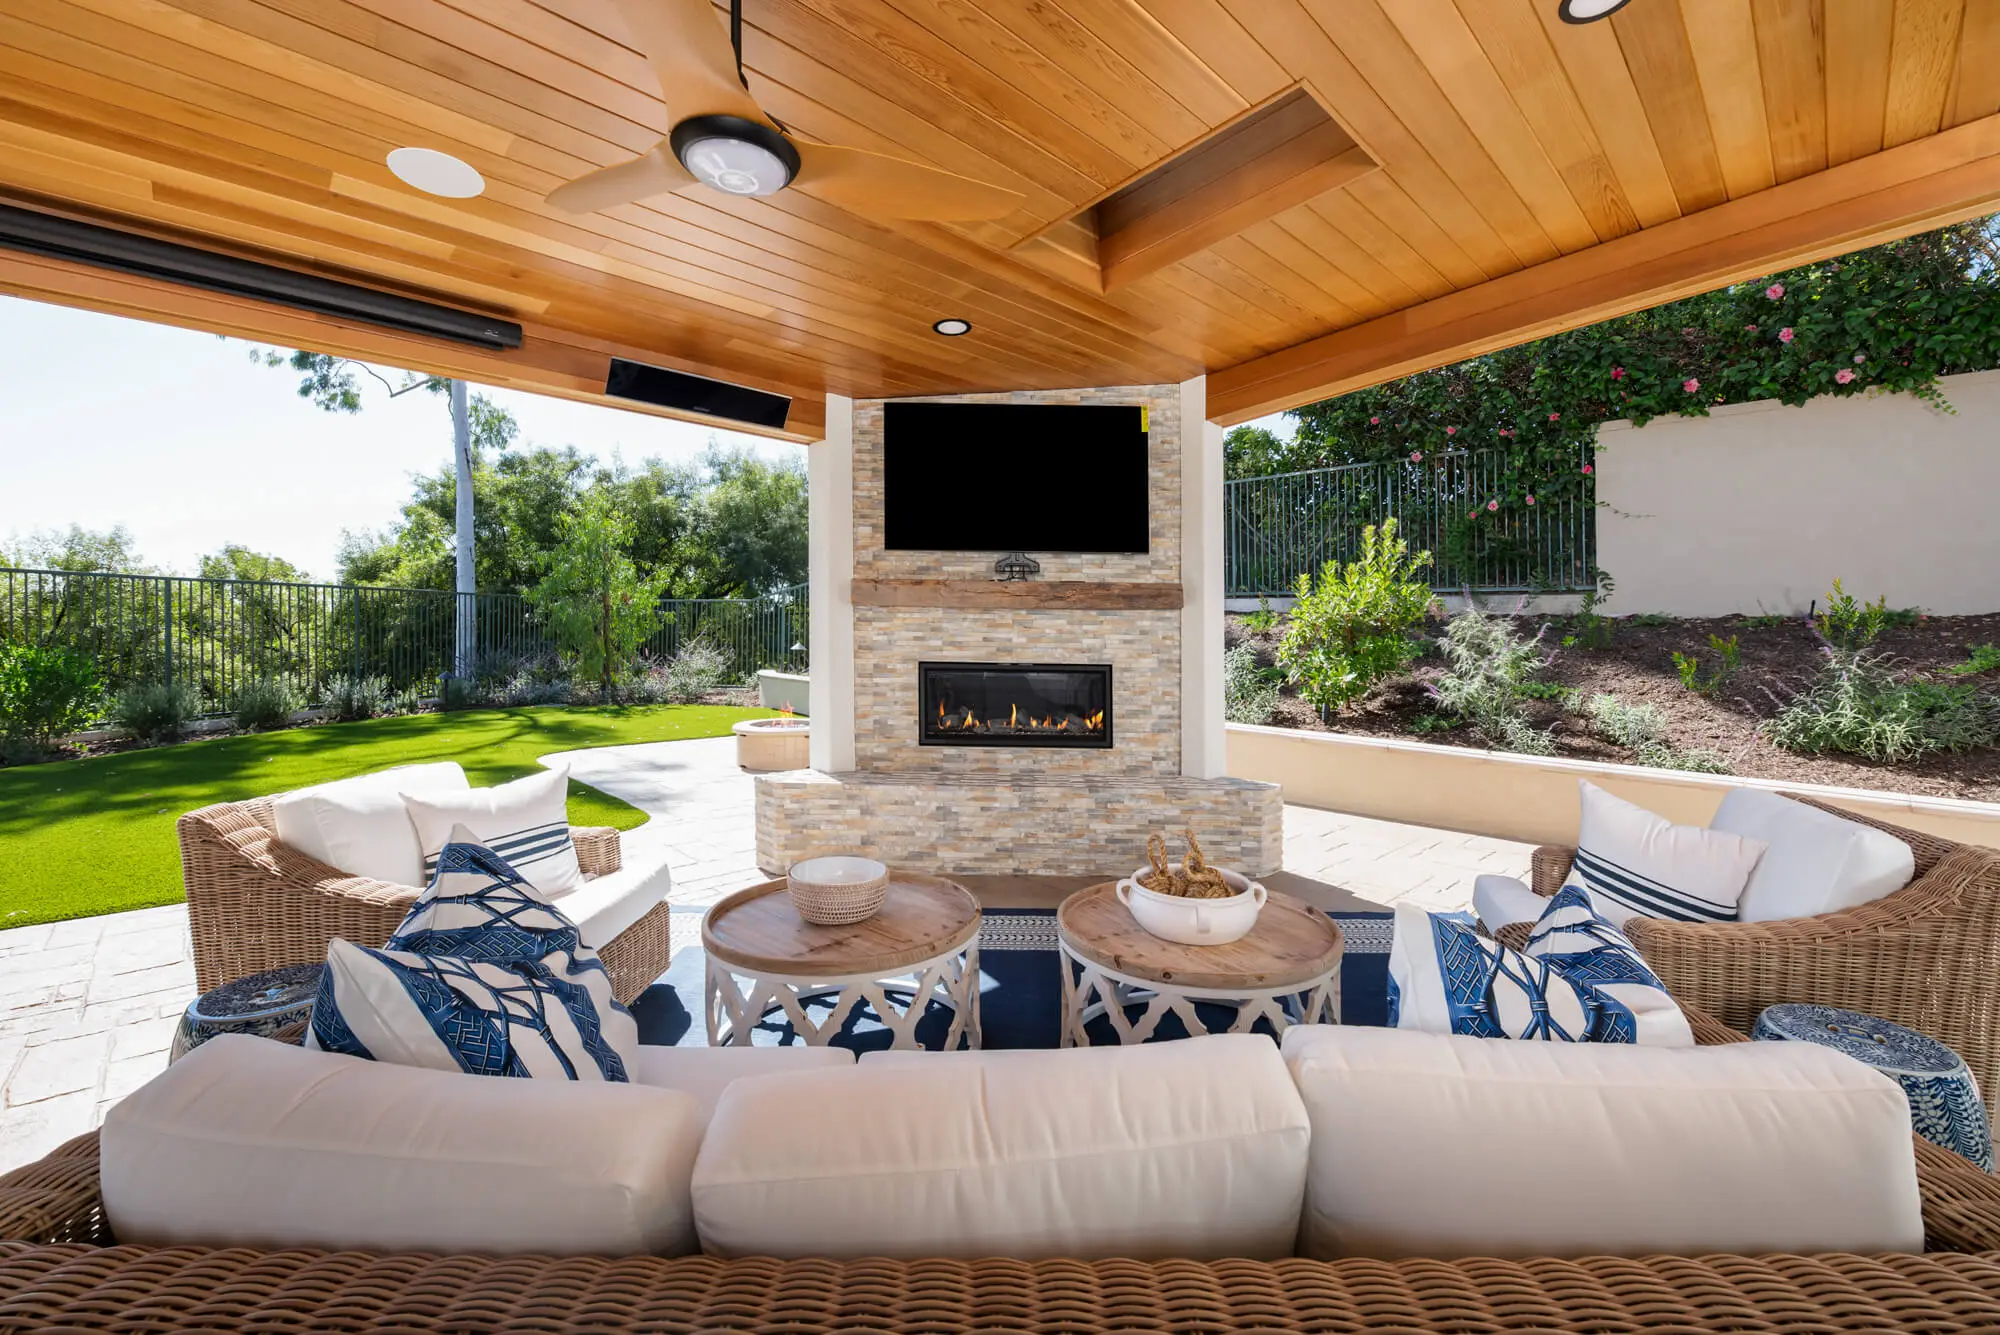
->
<box><xmin>920</xmin><ymin>661</ymin><xmax>1112</xmax><ymax>749</ymax></box>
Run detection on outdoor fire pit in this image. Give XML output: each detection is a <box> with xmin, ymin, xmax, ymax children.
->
<box><xmin>734</xmin><ymin>715</ymin><xmax>810</xmax><ymax>772</ymax></box>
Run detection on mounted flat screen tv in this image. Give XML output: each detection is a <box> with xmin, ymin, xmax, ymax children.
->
<box><xmin>882</xmin><ymin>401</ymin><xmax>1150</xmax><ymax>553</ymax></box>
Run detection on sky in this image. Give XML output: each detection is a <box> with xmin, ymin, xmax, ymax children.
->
<box><xmin>1</xmin><ymin>294</ymin><xmax>1294</xmax><ymax>580</ymax></box>
<box><xmin>0</xmin><ymin>295</ymin><xmax>800</xmax><ymax>579</ymax></box>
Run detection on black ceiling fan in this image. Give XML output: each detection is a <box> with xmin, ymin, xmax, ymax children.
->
<box><xmin>549</xmin><ymin>0</ymin><xmax>1025</xmax><ymax>222</ymax></box>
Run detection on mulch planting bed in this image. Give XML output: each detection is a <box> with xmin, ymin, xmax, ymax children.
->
<box><xmin>1230</xmin><ymin>611</ymin><xmax>2000</xmax><ymax>803</ymax></box>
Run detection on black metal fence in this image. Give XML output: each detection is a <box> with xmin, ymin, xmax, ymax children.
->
<box><xmin>0</xmin><ymin>567</ymin><xmax>808</xmax><ymax>714</ymax></box>
<box><xmin>1225</xmin><ymin>449</ymin><xmax>1596</xmax><ymax>597</ymax></box>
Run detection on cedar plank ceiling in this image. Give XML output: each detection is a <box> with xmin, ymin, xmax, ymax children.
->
<box><xmin>2</xmin><ymin>1</ymin><xmax>2000</xmax><ymax>440</ymax></box>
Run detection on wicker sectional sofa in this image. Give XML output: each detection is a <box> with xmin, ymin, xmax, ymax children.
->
<box><xmin>4</xmin><ymin>1011</ymin><xmax>2000</xmax><ymax>1333</ymax></box>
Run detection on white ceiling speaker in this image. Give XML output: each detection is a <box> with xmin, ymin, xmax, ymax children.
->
<box><xmin>386</xmin><ymin>147</ymin><xmax>485</xmax><ymax>198</ymax></box>
<box><xmin>1558</xmin><ymin>0</ymin><xmax>1634</xmax><ymax>21</ymax></box>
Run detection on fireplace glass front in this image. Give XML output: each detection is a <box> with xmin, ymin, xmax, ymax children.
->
<box><xmin>919</xmin><ymin>662</ymin><xmax>1112</xmax><ymax>749</ymax></box>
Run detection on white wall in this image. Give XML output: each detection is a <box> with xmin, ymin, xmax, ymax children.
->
<box><xmin>1596</xmin><ymin>369</ymin><xmax>2000</xmax><ymax>616</ymax></box>
<box><xmin>807</xmin><ymin>394</ymin><xmax>855</xmax><ymax>772</ymax></box>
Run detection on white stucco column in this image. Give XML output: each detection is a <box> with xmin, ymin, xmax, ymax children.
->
<box><xmin>1180</xmin><ymin>376</ymin><xmax>1226</xmax><ymax>779</ymax></box>
<box><xmin>808</xmin><ymin>394</ymin><xmax>857</xmax><ymax>772</ymax></box>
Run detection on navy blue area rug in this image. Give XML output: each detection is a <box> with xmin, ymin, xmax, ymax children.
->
<box><xmin>630</xmin><ymin>908</ymin><xmax>1391</xmax><ymax>1052</ymax></box>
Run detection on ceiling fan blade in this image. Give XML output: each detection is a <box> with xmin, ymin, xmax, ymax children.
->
<box><xmin>612</xmin><ymin>0</ymin><xmax>767</xmax><ymax>123</ymax></box>
<box><xmin>547</xmin><ymin>145</ymin><xmax>694</xmax><ymax>212</ymax></box>
<box><xmin>791</xmin><ymin>141</ymin><xmax>1025</xmax><ymax>222</ymax></box>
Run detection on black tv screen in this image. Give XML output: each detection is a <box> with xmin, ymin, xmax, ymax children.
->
<box><xmin>882</xmin><ymin>402</ymin><xmax>1150</xmax><ymax>553</ymax></box>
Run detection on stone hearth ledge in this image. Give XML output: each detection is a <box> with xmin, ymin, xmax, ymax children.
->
<box><xmin>754</xmin><ymin>769</ymin><xmax>1282</xmax><ymax>878</ymax></box>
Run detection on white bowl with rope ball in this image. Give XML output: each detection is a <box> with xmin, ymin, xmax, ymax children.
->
<box><xmin>1114</xmin><ymin>865</ymin><xmax>1267</xmax><ymax>946</ymax></box>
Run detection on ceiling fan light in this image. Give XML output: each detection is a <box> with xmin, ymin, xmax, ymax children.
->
<box><xmin>1557</xmin><ymin>0</ymin><xmax>1633</xmax><ymax>21</ymax></box>
<box><xmin>670</xmin><ymin>115</ymin><xmax>800</xmax><ymax>197</ymax></box>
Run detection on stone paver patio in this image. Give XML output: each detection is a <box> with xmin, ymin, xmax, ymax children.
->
<box><xmin>0</xmin><ymin>734</ymin><xmax>1532</xmax><ymax>1171</ymax></box>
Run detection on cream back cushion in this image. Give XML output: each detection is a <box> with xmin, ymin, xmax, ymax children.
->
<box><xmin>692</xmin><ymin>1035</ymin><xmax>1311</xmax><ymax>1259</ymax></box>
<box><xmin>1710</xmin><ymin>789</ymin><xmax>1915</xmax><ymax>922</ymax></box>
<box><xmin>1282</xmin><ymin>1025</ymin><xmax>1922</xmax><ymax>1260</ymax></box>
<box><xmin>403</xmin><ymin>766</ymin><xmax>581</xmax><ymax>895</ymax></box>
<box><xmin>103</xmin><ymin>1036</ymin><xmax>702</xmax><ymax>1256</ymax></box>
<box><xmin>270</xmin><ymin>761</ymin><xmax>468</xmax><ymax>887</ymax></box>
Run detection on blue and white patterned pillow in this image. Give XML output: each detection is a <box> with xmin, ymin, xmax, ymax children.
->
<box><xmin>1389</xmin><ymin>889</ymin><xmax>1692</xmax><ymax>1045</ymax></box>
<box><xmin>307</xmin><ymin>826</ymin><xmax>638</xmax><ymax>1080</ymax></box>
<box><xmin>1524</xmin><ymin>886</ymin><xmax>1692</xmax><ymax>1046</ymax></box>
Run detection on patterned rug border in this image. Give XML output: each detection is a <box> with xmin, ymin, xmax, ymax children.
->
<box><xmin>978</xmin><ymin>908</ymin><xmax>1391</xmax><ymax>955</ymax></box>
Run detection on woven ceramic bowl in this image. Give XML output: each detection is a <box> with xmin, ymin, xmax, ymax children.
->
<box><xmin>787</xmin><ymin>856</ymin><xmax>890</xmax><ymax>926</ymax></box>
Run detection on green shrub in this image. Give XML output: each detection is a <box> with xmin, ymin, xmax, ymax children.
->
<box><xmin>1276</xmin><ymin>518</ymin><xmax>1436</xmax><ymax>714</ymax></box>
<box><xmin>1672</xmin><ymin>634</ymin><xmax>1741</xmax><ymax>695</ymax></box>
<box><xmin>109</xmin><ymin>680</ymin><xmax>201</xmax><ymax>744</ymax></box>
<box><xmin>662</xmin><ymin>639</ymin><xmax>731</xmax><ymax>704</ymax></box>
<box><xmin>1241</xmin><ymin>595</ymin><xmax>1281</xmax><ymax>635</ymax></box>
<box><xmin>1428</xmin><ymin>609</ymin><xmax>1555</xmax><ymax>755</ymax></box>
<box><xmin>0</xmin><ymin>644</ymin><xmax>100</xmax><ymax>747</ymax></box>
<box><xmin>323</xmin><ymin>674</ymin><xmax>388</xmax><ymax>722</ymax></box>
<box><xmin>1223</xmin><ymin>642</ymin><xmax>1280</xmax><ymax>725</ymax></box>
<box><xmin>232</xmin><ymin>677</ymin><xmax>301</xmax><ymax>731</ymax></box>
<box><xmin>1580</xmin><ymin>693</ymin><xmax>1730</xmax><ymax>773</ymax></box>
<box><xmin>1814</xmin><ymin>580</ymin><xmax>1919</xmax><ymax>650</ymax></box>
<box><xmin>1945</xmin><ymin>644</ymin><xmax>2000</xmax><ymax>677</ymax></box>
<box><xmin>1767</xmin><ymin>651</ymin><xmax>2000</xmax><ymax>762</ymax></box>
<box><xmin>440</xmin><ymin>675</ymin><xmax>482</xmax><ymax>711</ymax></box>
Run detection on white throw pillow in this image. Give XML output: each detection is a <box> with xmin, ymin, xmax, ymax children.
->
<box><xmin>402</xmin><ymin>766</ymin><xmax>581</xmax><ymax>896</ymax></box>
<box><xmin>103</xmin><ymin>1036</ymin><xmax>700</xmax><ymax>1256</ymax></box>
<box><xmin>270</xmin><ymin>761</ymin><xmax>469</xmax><ymax>887</ymax></box>
<box><xmin>1390</xmin><ymin>902</ymin><xmax>1606</xmax><ymax>1042</ymax></box>
<box><xmin>1564</xmin><ymin>781</ymin><xmax>1765</xmax><ymax>925</ymax></box>
<box><xmin>1710</xmin><ymin>789</ymin><xmax>1915</xmax><ymax>922</ymax></box>
<box><xmin>1281</xmin><ymin>1025</ymin><xmax>1922</xmax><ymax>1260</ymax></box>
<box><xmin>1522</xmin><ymin>886</ymin><xmax>1692</xmax><ymax>1046</ymax></box>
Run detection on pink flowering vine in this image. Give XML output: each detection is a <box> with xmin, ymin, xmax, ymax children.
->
<box><xmin>1548</xmin><ymin>411</ymin><xmax>1560</xmax><ymax>422</ymax></box>
<box><xmin>1853</xmin><ymin>353</ymin><xmax>1866</xmax><ymax>364</ymax></box>
<box><xmin>1766</xmin><ymin>283</ymin><xmax>1785</xmax><ymax>300</ymax></box>
<box><xmin>1745</xmin><ymin>325</ymin><xmax>1758</xmax><ymax>333</ymax></box>
<box><xmin>1525</xmin><ymin>495</ymin><xmax>1537</xmax><ymax>506</ymax></box>
<box><xmin>1582</xmin><ymin>463</ymin><xmax>1594</xmax><ymax>476</ymax></box>
<box><xmin>1778</xmin><ymin>327</ymin><xmax>1794</xmax><ymax>343</ymax></box>
<box><xmin>1410</xmin><ymin>450</ymin><xmax>1423</xmax><ymax>463</ymax></box>
<box><xmin>1683</xmin><ymin>378</ymin><xmax>1700</xmax><ymax>393</ymax></box>
<box><xmin>1610</xmin><ymin>366</ymin><xmax>1626</xmax><ymax>381</ymax></box>
<box><xmin>1486</xmin><ymin>499</ymin><xmax>1500</xmax><ymax>512</ymax></box>
<box><xmin>1835</xmin><ymin>368</ymin><xmax>1856</xmax><ymax>384</ymax></box>
<box><xmin>1369</xmin><ymin>416</ymin><xmax>1380</xmax><ymax>425</ymax></box>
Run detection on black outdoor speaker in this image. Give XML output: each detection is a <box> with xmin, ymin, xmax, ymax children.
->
<box><xmin>604</xmin><ymin>357</ymin><xmax>791</xmax><ymax>430</ymax></box>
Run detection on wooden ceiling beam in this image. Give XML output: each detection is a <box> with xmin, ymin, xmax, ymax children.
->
<box><xmin>1208</xmin><ymin>109</ymin><xmax>2000</xmax><ymax>425</ymax></box>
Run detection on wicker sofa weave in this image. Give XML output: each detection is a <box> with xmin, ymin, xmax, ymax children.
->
<box><xmin>1524</xmin><ymin>794</ymin><xmax>2000</xmax><ymax>1116</ymax></box>
<box><xmin>178</xmin><ymin>795</ymin><xmax>670</xmax><ymax>1004</ymax></box>
<box><xmin>4</xmin><ymin>1008</ymin><xmax>2000</xmax><ymax>1333</ymax></box>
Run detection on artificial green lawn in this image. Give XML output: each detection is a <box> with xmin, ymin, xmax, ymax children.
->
<box><xmin>0</xmin><ymin>704</ymin><xmax>772</xmax><ymax>930</ymax></box>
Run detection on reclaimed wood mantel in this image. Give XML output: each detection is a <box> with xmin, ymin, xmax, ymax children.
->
<box><xmin>849</xmin><ymin>579</ymin><xmax>1184</xmax><ymax>610</ymax></box>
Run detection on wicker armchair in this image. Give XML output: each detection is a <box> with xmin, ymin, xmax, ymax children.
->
<box><xmin>4</xmin><ymin>1009</ymin><xmax>1999</xmax><ymax>1333</ymax></box>
<box><xmin>178</xmin><ymin>796</ymin><xmax>672</xmax><ymax>1004</ymax></box>
<box><xmin>1523</xmin><ymin>794</ymin><xmax>2000</xmax><ymax>1114</ymax></box>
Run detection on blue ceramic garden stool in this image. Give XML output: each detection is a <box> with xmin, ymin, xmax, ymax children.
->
<box><xmin>1754</xmin><ymin>1002</ymin><xmax>1993</xmax><ymax>1173</ymax></box>
<box><xmin>169</xmin><ymin>963</ymin><xmax>323</xmax><ymax>1064</ymax></box>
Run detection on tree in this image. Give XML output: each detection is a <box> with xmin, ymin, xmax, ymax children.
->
<box><xmin>529</xmin><ymin>491</ymin><xmax>669</xmax><ymax>698</ymax></box>
<box><xmin>199</xmin><ymin>546</ymin><xmax>310</xmax><ymax>584</ymax></box>
<box><xmin>4</xmin><ymin>525</ymin><xmax>154</xmax><ymax>573</ymax></box>
<box><xmin>686</xmin><ymin>447</ymin><xmax>808</xmax><ymax>595</ymax></box>
<box><xmin>1223</xmin><ymin>425</ymin><xmax>1288</xmax><ymax>480</ymax></box>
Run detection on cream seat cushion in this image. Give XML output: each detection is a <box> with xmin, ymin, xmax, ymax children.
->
<box><xmin>1710</xmin><ymin>789</ymin><xmax>1915</xmax><ymax>922</ymax></box>
<box><xmin>691</xmin><ymin>1035</ymin><xmax>1311</xmax><ymax>1260</ymax></box>
<box><xmin>270</xmin><ymin>761</ymin><xmax>468</xmax><ymax>888</ymax></box>
<box><xmin>632</xmin><ymin>1045</ymin><xmax>854</xmax><ymax>1129</ymax></box>
<box><xmin>103</xmin><ymin>1036</ymin><xmax>702</xmax><ymax>1256</ymax></box>
<box><xmin>551</xmin><ymin>851</ymin><xmax>673</xmax><ymax>952</ymax></box>
<box><xmin>1282</xmin><ymin>1024</ymin><xmax>1922</xmax><ymax>1260</ymax></box>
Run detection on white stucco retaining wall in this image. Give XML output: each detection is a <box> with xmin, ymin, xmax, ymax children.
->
<box><xmin>1596</xmin><ymin>368</ymin><xmax>2000</xmax><ymax>616</ymax></box>
<box><xmin>1226</xmin><ymin>723</ymin><xmax>2000</xmax><ymax>852</ymax></box>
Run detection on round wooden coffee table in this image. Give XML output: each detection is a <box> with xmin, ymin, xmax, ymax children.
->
<box><xmin>1056</xmin><ymin>882</ymin><xmax>1342</xmax><ymax>1046</ymax></box>
<box><xmin>702</xmin><ymin>872</ymin><xmax>982</xmax><ymax>1050</ymax></box>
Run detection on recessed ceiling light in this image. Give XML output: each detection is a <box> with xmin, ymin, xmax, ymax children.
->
<box><xmin>1557</xmin><ymin>0</ymin><xmax>1633</xmax><ymax>21</ymax></box>
<box><xmin>933</xmin><ymin>318</ymin><xmax>972</xmax><ymax>336</ymax></box>
<box><xmin>386</xmin><ymin>147</ymin><xmax>485</xmax><ymax>198</ymax></box>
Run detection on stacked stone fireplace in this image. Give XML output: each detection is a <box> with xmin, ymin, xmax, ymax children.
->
<box><xmin>754</xmin><ymin>384</ymin><xmax>1282</xmax><ymax>878</ymax></box>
